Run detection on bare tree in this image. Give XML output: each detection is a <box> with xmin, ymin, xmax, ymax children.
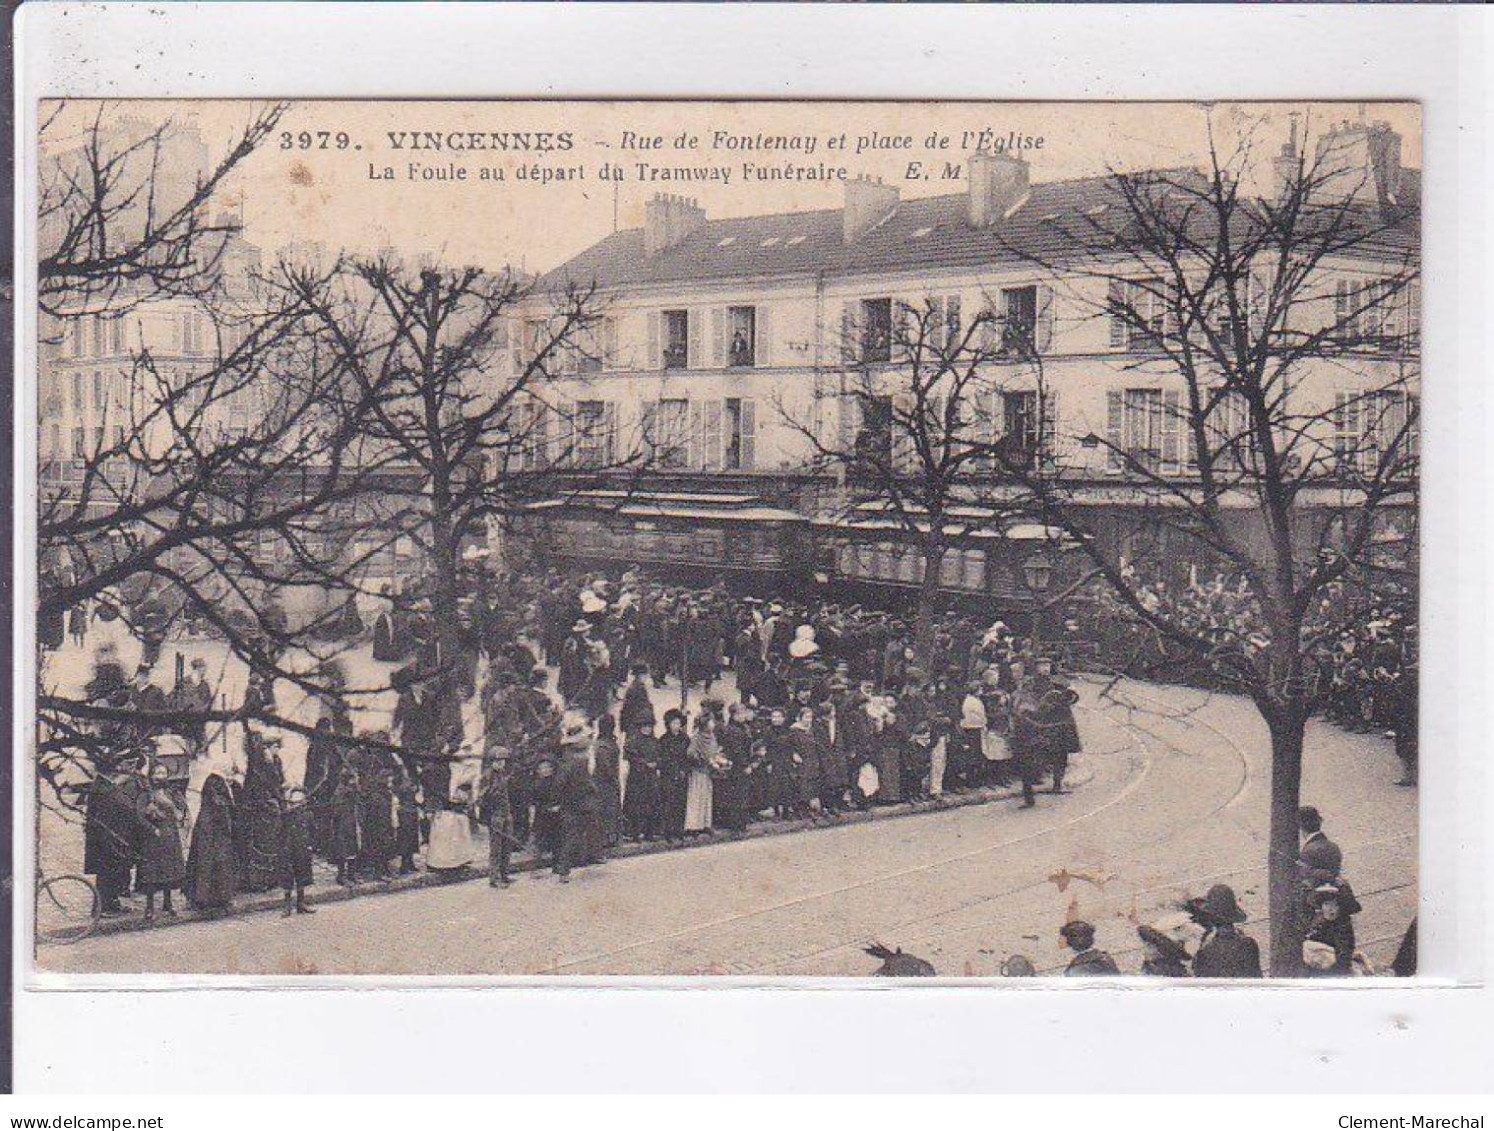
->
<box><xmin>35</xmin><ymin>102</ymin><xmax>399</xmax><ymax>819</ymax></box>
<box><xmin>295</xmin><ymin>258</ymin><xmax>643</xmax><ymax>683</ymax></box>
<box><xmin>780</xmin><ymin>296</ymin><xmax>1054</xmax><ymax>660</ymax></box>
<box><xmin>994</xmin><ymin>114</ymin><xmax>1419</xmax><ymax>973</ymax></box>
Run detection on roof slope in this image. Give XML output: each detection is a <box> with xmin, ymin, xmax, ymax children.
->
<box><xmin>541</xmin><ymin>171</ymin><xmax>1420</xmax><ymax>292</ymax></box>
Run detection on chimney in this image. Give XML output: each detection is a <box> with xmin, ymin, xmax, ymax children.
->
<box><xmin>843</xmin><ymin>176</ymin><xmax>899</xmax><ymax>243</ymax></box>
<box><xmin>1272</xmin><ymin>112</ymin><xmax>1301</xmax><ymax>201</ymax></box>
<box><xmin>1312</xmin><ymin>120</ymin><xmax>1403</xmax><ymax>208</ymax></box>
<box><xmin>644</xmin><ymin>193</ymin><xmax>707</xmax><ymax>256</ymax></box>
<box><xmin>967</xmin><ymin>150</ymin><xmax>1030</xmax><ymax>227</ymax></box>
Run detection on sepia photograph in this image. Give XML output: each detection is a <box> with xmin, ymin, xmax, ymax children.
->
<box><xmin>29</xmin><ymin>98</ymin><xmax>1421</xmax><ymax>981</ymax></box>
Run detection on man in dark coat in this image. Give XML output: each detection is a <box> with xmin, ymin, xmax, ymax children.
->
<box><xmin>83</xmin><ymin>760</ymin><xmax>146</xmax><ymax>914</ymax></box>
<box><xmin>279</xmin><ymin>787</ymin><xmax>316</xmax><ymax>915</ymax></box>
<box><xmin>1060</xmin><ymin>920</ymin><xmax>1120</xmax><ymax>975</ymax></box>
<box><xmin>1032</xmin><ymin>663</ymin><xmax>1081</xmax><ymax>793</ymax></box>
<box><xmin>480</xmin><ymin>750</ymin><xmax>516</xmax><ymax>887</ymax></box>
<box><xmin>1189</xmin><ymin>884</ymin><xmax>1264</xmax><ymax>978</ymax></box>
<box><xmin>1297</xmin><ymin>806</ymin><xmax>1343</xmax><ymax>884</ymax></box>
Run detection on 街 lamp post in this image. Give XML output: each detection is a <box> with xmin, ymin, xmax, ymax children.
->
<box><xmin>1022</xmin><ymin>548</ymin><xmax>1054</xmax><ymax>659</ymax></box>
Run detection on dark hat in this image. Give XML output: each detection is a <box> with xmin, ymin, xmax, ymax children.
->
<box><xmin>1059</xmin><ymin>919</ymin><xmax>1096</xmax><ymax>948</ymax></box>
<box><xmin>1001</xmin><ymin>955</ymin><xmax>1037</xmax><ymax>977</ymax></box>
<box><xmin>1190</xmin><ymin>883</ymin><xmax>1248</xmax><ymax>926</ymax></box>
<box><xmin>663</xmin><ymin>707</ymin><xmax>686</xmax><ymax>728</ymax></box>
<box><xmin>1138</xmin><ymin>924</ymin><xmax>1192</xmax><ymax>963</ymax></box>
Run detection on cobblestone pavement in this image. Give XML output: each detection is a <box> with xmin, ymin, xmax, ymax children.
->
<box><xmin>37</xmin><ymin>677</ymin><xmax>1416</xmax><ymax>978</ymax></box>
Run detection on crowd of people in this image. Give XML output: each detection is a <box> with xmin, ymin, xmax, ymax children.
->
<box><xmin>73</xmin><ymin>564</ymin><xmax>1085</xmax><ymax>923</ymax></box>
<box><xmin>65</xmin><ymin>562</ymin><xmax>1411</xmax><ymax>977</ymax></box>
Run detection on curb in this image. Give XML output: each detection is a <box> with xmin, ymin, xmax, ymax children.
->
<box><xmin>43</xmin><ymin>758</ymin><xmax>1092</xmax><ymax>945</ymax></box>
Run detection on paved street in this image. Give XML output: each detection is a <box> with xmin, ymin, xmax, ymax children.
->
<box><xmin>37</xmin><ymin>676</ymin><xmax>1416</xmax><ymax>978</ymax></box>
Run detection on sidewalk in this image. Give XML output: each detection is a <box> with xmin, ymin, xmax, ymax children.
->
<box><xmin>44</xmin><ymin>758</ymin><xmax>1092</xmax><ymax>945</ymax></box>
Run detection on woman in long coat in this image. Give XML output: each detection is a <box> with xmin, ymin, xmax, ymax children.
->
<box><xmin>356</xmin><ymin>744</ymin><xmax>397</xmax><ymax>880</ymax></box>
<box><xmin>591</xmin><ymin>715</ymin><xmax>623</xmax><ymax>848</ymax></box>
<box><xmin>713</xmin><ymin>707</ymin><xmax>754</xmax><ymax>832</ymax></box>
<box><xmin>240</xmin><ymin>732</ymin><xmax>287</xmax><ymax>892</ymax></box>
<box><xmin>184</xmin><ymin>772</ymin><xmax>237</xmax><ymax>913</ymax></box>
<box><xmin>329</xmin><ymin>765</ymin><xmax>362</xmax><ymax>884</ymax></box>
<box><xmin>872</xmin><ymin>704</ymin><xmax>904</xmax><ymax>805</ymax></box>
<box><xmin>138</xmin><ymin>766</ymin><xmax>187</xmax><ymax>920</ymax></box>
<box><xmin>657</xmin><ymin>709</ymin><xmax>692</xmax><ymax>841</ymax></box>
<box><xmin>621</xmin><ymin>728</ymin><xmax>663</xmax><ymax>841</ymax></box>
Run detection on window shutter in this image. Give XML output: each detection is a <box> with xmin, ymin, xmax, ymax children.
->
<box><xmin>641</xmin><ymin>400</ymin><xmax>658</xmax><ymax>451</ymax></box>
<box><xmin>495</xmin><ymin>319</ymin><xmax>511</xmax><ymax>374</ymax></box>
<box><xmin>892</xmin><ymin>391</ymin><xmax>915</xmax><ymax>473</ymax></box>
<box><xmin>603</xmin><ymin>402</ymin><xmax>618</xmax><ymax>465</ymax></box>
<box><xmin>704</xmin><ymin>399</ymin><xmax>723</xmax><ymax>470</ymax></box>
<box><xmin>688</xmin><ymin>309</ymin><xmax>702</xmax><ymax>369</ymax></box>
<box><xmin>1161</xmin><ymin>389</ymin><xmax>1182</xmax><ymax>473</ymax></box>
<box><xmin>689</xmin><ymin>400</ymin><xmax>703</xmax><ymax>469</ymax></box>
<box><xmin>756</xmin><ymin>306</ymin><xmax>770</xmax><ymax>367</ymax></box>
<box><xmin>1041</xmin><ymin>391</ymin><xmax>1059</xmax><ymax>466</ymax></box>
<box><xmin>534</xmin><ymin>403</ymin><xmax>552</xmax><ymax>469</ymax></box>
<box><xmin>603</xmin><ymin>318</ymin><xmax>618</xmax><ymax>369</ymax></box>
<box><xmin>739</xmin><ymin>398</ymin><xmax>757</xmax><ymax>470</ymax></box>
<box><xmin>711</xmin><ymin>308</ymin><xmax>725</xmax><ymax>367</ymax></box>
<box><xmin>893</xmin><ymin>301</ymin><xmax>910</xmax><ymax>362</ymax></box>
<box><xmin>1334</xmin><ymin>280</ymin><xmax>1350</xmax><ymax>340</ymax></box>
<box><xmin>647</xmin><ymin>311</ymin><xmax>661</xmax><ymax>370</ymax></box>
<box><xmin>839</xmin><ymin>394</ymin><xmax>858</xmax><ymax>453</ymax></box>
<box><xmin>1036</xmin><ymin>286</ymin><xmax>1056</xmax><ymax>354</ymax></box>
<box><xmin>1108</xmin><ymin>281</ymin><xmax>1127</xmax><ymax>349</ymax></box>
<box><xmin>945</xmin><ymin>296</ymin><xmax>962</xmax><ymax>350</ymax></box>
<box><xmin>840</xmin><ymin>302</ymin><xmax>857</xmax><ymax>364</ymax></box>
<box><xmin>557</xmin><ymin>400</ymin><xmax>576</xmax><ymax>467</ymax></box>
<box><xmin>977</xmin><ymin>389</ymin><xmax>998</xmax><ymax>470</ymax></box>
<box><xmin>1106</xmin><ymin>389</ymin><xmax>1124</xmax><ymax>471</ymax></box>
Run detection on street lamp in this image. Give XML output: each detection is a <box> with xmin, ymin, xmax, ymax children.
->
<box><xmin>1021</xmin><ymin>549</ymin><xmax>1054</xmax><ymax>659</ymax></box>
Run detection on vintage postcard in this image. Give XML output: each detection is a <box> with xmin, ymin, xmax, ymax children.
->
<box><xmin>31</xmin><ymin>99</ymin><xmax>1419</xmax><ymax>979</ymax></box>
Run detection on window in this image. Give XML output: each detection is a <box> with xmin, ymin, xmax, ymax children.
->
<box><xmin>1108</xmin><ymin>278</ymin><xmax>1169</xmax><ymax>350</ymax></box>
<box><xmin>111</xmin><ymin>318</ymin><xmax>125</xmax><ymax>354</ymax></box>
<box><xmin>71</xmin><ymin>373</ymin><xmax>84</xmax><ymax>413</ymax></box>
<box><xmin>1105</xmin><ymin>388</ymin><xmax>1184</xmax><ymax>474</ymax></box>
<box><xmin>663</xmin><ymin>309</ymin><xmax>690</xmax><ymax>369</ymax></box>
<box><xmin>92</xmin><ymin>373</ymin><xmax>104</xmax><ymax>412</ymax></box>
<box><xmin>92</xmin><ymin>317</ymin><xmax>105</xmax><ymax>356</ymax></box>
<box><xmin>861</xmin><ymin>298</ymin><xmax>892</xmax><ymax>363</ymax></box>
<box><xmin>1003</xmin><ymin>391</ymin><xmax>1039</xmax><ymax>468</ymax></box>
<box><xmin>72</xmin><ymin>426</ymin><xmax>86</xmax><ymax>458</ymax></box>
<box><xmin>723</xmin><ymin>397</ymin><xmax>756</xmax><ymax>470</ymax></box>
<box><xmin>71</xmin><ymin>320</ymin><xmax>85</xmax><ymax>358</ymax></box>
<box><xmin>854</xmin><ymin>395</ymin><xmax>894</xmax><ymax>467</ymax></box>
<box><xmin>574</xmin><ymin>400</ymin><xmax>614</xmax><ymax>468</ymax></box>
<box><xmin>578</xmin><ymin>318</ymin><xmax>615</xmax><ymax>374</ymax></box>
<box><xmin>651</xmin><ymin>398</ymin><xmax>690</xmax><ymax>468</ymax></box>
<box><xmin>513</xmin><ymin>400</ymin><xmax>551</xmax><ymax>471</ymax></box>
<box><xmin>1001</xmin><ymin>286</ymin><xmax>1038</xmax><ymax>353</ymax></box>
<box><xmin>1333</xmin><ymin>390</ymin><xmax>1419</xmax><ymax>473</ymax></box>
<box><xmin>727</xmin><ymin>306</ymin><xmax>756</xmax><ymax>367</ymax></box>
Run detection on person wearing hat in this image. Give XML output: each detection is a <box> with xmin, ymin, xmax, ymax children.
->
<box><xmin>557</xmin><ymin>620</ymin><xmax>592</xmax><ymax>706</ymax></box>
<box><xmin>278</xmin><ymin>785</ymin><xmax>316</xmax><ymax>916</ymax></box>
<box><xmin>138</xmin><ymin>763</ymin><xmax>187</xmax><ymax>921</ymax></box>
<box><xmin>552</xmin><ymin>716</ymin><xmax>603</xmax><ymax>880</ymax></box>
<box><xmin>1188</xmin><ymin>884</ymin><xmax>1263</xmax><ymax>978</ymax></box>
<box><xmin>479</xmin><ymin>747</ymin><xmax>517</xmax><ymax>888</ymax></box>
<box><xmin>657</xmin><ymin>708</ymin><xmax>692</xmax><ymax>841</ymax></box>
<box><xmin>1138</xmin><ymin>924</ymin><xmax>1192</xmax><ymax>977</ymax></box>
<box><xmin>1305</xmin><ymin>880</ymin><xmax>1363</xmax><ymax>976</ymax></box>
<box><xmin>1059</xmin><ymin>919</ymin><xmax>1120</xmax><ymax>976</ymax></box>
<box><xmin>1001</xmin><ymin>955</ymin><xmax>1037</xmax><ymax>978</ymax></box>
<box><xmin>83</xmin><ymin>756</ymin><xmax>147</xmax><ymax>915</ymax></box>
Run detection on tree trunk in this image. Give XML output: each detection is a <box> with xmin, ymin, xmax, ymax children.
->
<box><xmin>1265</xmin><ymin>704</ymin><xmax>1307</xmax><ymax>977</ymax></box>
<box><xmin>914</xmin><ymin>542</ymin><xmax>945</xmax><ymax>668</ymax></box>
